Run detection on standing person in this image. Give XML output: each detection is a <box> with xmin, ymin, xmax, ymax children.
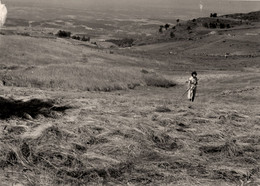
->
<box><xmin>187</xmin><ymin>71</ymin><xmax>198</xmax><ymax>102</ymax></box>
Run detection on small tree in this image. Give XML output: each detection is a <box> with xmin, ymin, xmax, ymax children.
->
<box><xmin>220</xmin><ymin>23</ymin><xmax>225</xmax><ymax>29</ymax></box>
<box><xmin>165</xmin><ymin>24</ymin><xmax>170</xmax><ymax>30</ymax></box>
<box><xmin>209</xmin><ymin>22</ymin><xmax>217</xmax><ymax>29</ymax></box>
<box><xmin>210</xmin><ymin>13</ymin><xmax>217</xmax><ymax>18</ymax></box>
<box><xmin>56</xmin><ymin>30</ymin><xmax>71</xmax><ymax>38</ymax></box>
<box><xmin>159</xmin><ymin>25</ymin><xmax>164</xmax><ymax>33</ymax></box>
<box><xmin>203</xmin><ymin>22</ymin><xmax>209</xmax><ymax>28</ymax></box>
<box><xmin>170</xmin><ymin>32</ymin><xmax>175</xmax><ymax>38</ymax></box>
<box><xmin>176</xmin><ymin>19</ymin><xmax>180</xmax><ymax>23</ymax></box>
<box><xmin>226</xmin><ymin>24</ymin><xmax>231</xmax><ymax>29</ymax></box>
<box><xmin>72</xmin><ymin>35</ymin><xmax>81</xmax><ymax>40</ymax></box>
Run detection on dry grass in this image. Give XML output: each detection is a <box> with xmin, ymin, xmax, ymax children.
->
<box><xmin>1</xmin><ymin>65</ymin><xmax>176</xmax><ymax>91</ymax></box>
<box><xmin>143</xmin><ymin>73</ymin><xmax>176</xmax><ymax>88</ymax></box>
<box><xmin>0</xmin><ymin>35</ymin><xmax>177</xmax><ymax>91</ymax></box>
<box><xmin>1</xmin><ymin>65</ymin><xmax>144</xmax><ymax>91</ymax></box>
<box><xmin>0</xmin><ymin>35</ymin><xmax>80</xmax><ymax>66</ymax></box>
<box><xmin>0</xmin><ymin>25</ymin><xmax>259</xmax><ymax>185</ymax></box>
<box><xmin>0</xmin><ymin>77</ymin><xmax>259</xmax><ymax>185</ymax></box>
<box><xmin>155</xmin><ymin>106</ymin><xmax>172</xmax><ymax>113</ymax></box>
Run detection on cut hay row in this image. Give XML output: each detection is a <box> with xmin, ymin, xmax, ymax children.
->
<box><xmin>0</xmin><ymin>88</ymin><xmax>259</xmax><ymax>185</ymax></box>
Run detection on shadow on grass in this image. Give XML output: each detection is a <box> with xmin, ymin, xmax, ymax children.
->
<box><xmin>0</xmin><ymin>97</ymin><xmax>71</xmax><ymax>119</ymax></box>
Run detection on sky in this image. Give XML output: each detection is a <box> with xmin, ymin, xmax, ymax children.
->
<box><xmin>4</xmin><ymin>0</ymin><xmax>260</xmax><ymax>10</ymax></box>
<box><xmin>3</xmin><ymin>0</ymin><xmax>260</xmax><ymax>20</ymax></box>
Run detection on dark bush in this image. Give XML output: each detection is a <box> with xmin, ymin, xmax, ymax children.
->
<box><xmin>56</xmin><ymin>30</ymin><xmax>71</xmax><ymax>38</ymax></box>
<box><xmin>18</xmin><ymin>32</ymin><xmax>30</xmax><ymax>36</ymax></box>
<box><xmin>209</xmin><ymin>22</ymin><xmax>217</xmax><ymax>29</ymax></box>
<box><xmin>107</xmin><ymin>38</ymin><xmax>134</xmax><ymax>47</ymax></box>
<box><xmin>210</xmin><ymin>13</ymin><xmax>218</xmax><ymax>18</ymax></box>
<box><xmin>220</xmin><ymin>23</ymin><xmax>226</xmax><ymax>29</ymax></box>
<box><xmin>81</xmin><ymin>36</ymin><xmax>90</xmax><ymax>42</ymax></box>
<box><xmin>165</xmin><ymin>24</ymin><xmax>170</xmax><ymax>30</ymax></box>
<box><xmin>159</xmin><ymin>25</ymin><xmax>164</xmax><ymax>33</ymax></box>
<box><xmin>72</xmin><ymin>35</ymin><xmax>81</xmax><ymax>40</ymax></box>
<box><xmin>203</xmin><ymin>22</ymin><xmax>209</xmax><ymax>28</ymax></box>
<box><xmin>170</xmin><ymin>32</ymin><xmax>175</xmax><ymax>38</ymax></box>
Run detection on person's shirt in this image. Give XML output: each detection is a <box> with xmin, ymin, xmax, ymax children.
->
<box><xmin>188</xmin><ymin>76</ymin><xmax>198</xmax><ymax>88</ymax></box>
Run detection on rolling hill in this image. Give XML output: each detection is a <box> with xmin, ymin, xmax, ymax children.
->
<box><xmin>0</xmin><ymin>10</ymin><xmax>259</xmax><ymax>185</ymax></box>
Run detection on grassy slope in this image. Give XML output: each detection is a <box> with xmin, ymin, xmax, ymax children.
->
<box><xmin>0</xmin><ymin>13</ymin><xmax>260</xmax><ymax>185</ymax></box>
<box><xmin>0</xmin><ymin>71</ymin><xmax>259</xmax><ymax>186</ymax></box>
<box><xmin>0</xmin><ymin>35</ymin><xmax>175</xmax><ymax>91</ymax></box>
<box><xmin>128</xmin><ymin>22</ymin><xmax>260</xmax><ymax>73</ymax></box>
<box><xmin>135</xmin><ymin>11</ymin><xmax>260</xmax><ymax>47</ymax></box>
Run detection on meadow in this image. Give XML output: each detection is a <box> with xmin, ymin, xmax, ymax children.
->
<box><xmin>0</xmin><ymin>9</ymin><xmax>259</xmax><ymax>186</ymax></box>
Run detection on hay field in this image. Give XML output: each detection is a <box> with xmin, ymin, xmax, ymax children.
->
<box><xmin>0</xmin><ymin>70</ymin><xmax>259</xmax><ymax>186</ymax></box>
<box><xmin>0</xmin><ymin>15</ymin><xmax>260</xmax><ymax>185</ymax></box>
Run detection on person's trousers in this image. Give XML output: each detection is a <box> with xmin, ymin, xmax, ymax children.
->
<box><xmin>188</xmin><ymin>87</ymin><xmax>196</xmax><ymax>102</ymax></box>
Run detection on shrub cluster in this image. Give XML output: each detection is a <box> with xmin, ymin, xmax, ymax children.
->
<box><xmin>72</xmin><ymin>35</ymin><xmax>90</xmax><ymax>42</ymax></box>
<box><xmin>71</xmin><ymin>35</ymin><xmax>81</xmax><ymax>40</ymax></box>
<box><xmin>56</xmin><ymin>30</ymin><xmax>71</xmax><ymax>38</ymax></box>
<box><xmin>159</xmin><ymin>23</ymin><xmax>171</xmax><ymax>33</ymax></box>
<box><xmin>203</xmin><ymin>22</ymin><xmax>231</xmax><ymax>29</ymax></box>
<box><xmin>107</xmin><ymin>38</ymin><xmax>134</xmax><ymax>47</ymax></box>
<box><xmin>56</xmin><ymin>30</ymin><xmax>91</xmax><ymax>41</ymax></box>
<box><xmin>210</xmin><ymin>13</ymin><xmax>218</xmax><ymax>18</ymax></box>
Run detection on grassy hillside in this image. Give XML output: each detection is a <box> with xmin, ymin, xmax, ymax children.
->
<box><xmin>220</xmin><ymin>11</ymin><xmax>260</xmax><ymax>21</ymax></box>
<box><xmin>0</xmin><ymin>11</ymin><xmax>259</xmax><ymax>185</ymax></box>
<box><xmin>135</xmin><ymin>11</ymin><xmax>260</xmax><ymax>45</ymax></box>
<box><xmin>0</xmin><ymin>35</ymin><xmax>176</xmax><ymax>91</ymax></box>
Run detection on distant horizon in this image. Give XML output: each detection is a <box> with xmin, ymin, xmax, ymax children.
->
<box><xmin>4</xmin><ymin>0</ymin><xmax>260</xmax><ymax>21</ymax></box>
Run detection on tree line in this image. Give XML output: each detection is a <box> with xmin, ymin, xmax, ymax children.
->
<box><xmin>56</xmin><ymin>30</ymin><xmax>90</xmax><ymax>42</ymax></box>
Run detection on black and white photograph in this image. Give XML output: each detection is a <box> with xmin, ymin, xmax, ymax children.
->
<box><xmin>0</xmin><ymin>0</ymin><xmax>260</xmax><ymax>185</ymax></box>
